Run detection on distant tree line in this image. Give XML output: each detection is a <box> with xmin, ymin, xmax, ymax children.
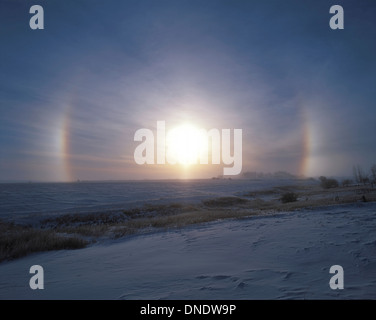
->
<box><xmin>241</xmin><ymin>171</ymin><xmax>297</xmax><ymax>179</ymax></box>
<box><xmin>318</xmin><ymin>164</ymin><xmax>376</xmax><ymax>189</ymax></box>
<box><xmin>353</xmin><ymin>164</ymin><xmax>376</xmax><ymax>186</ymax></box>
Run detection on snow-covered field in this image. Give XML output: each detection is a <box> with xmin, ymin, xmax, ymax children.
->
<box><xmin>1</xmin><ymin>202</ymin><xmax>375</xmax><ymax>300</ymax></box>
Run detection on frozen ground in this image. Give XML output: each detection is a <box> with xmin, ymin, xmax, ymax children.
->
<box><xmin>0</xmin><ymin>202</ymin><xmax>375</xmax><ymax>299</ymax></box>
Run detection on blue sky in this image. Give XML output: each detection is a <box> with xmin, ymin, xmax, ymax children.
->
<box><xmin>1</xmin><ymin>0</ymin><xmax>375</xmax><ymax>181</ymax></box>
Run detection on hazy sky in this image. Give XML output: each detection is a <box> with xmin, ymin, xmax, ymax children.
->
<box><xmin>1</xmin><ymin>0</ymin><xmax>375</xmax><ymax>181</ymax></box>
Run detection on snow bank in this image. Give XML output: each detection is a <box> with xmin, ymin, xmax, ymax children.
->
<box><xmin>1</xmin><ymin>202</ymin><xmax>375</xmax><ymax>299</ymax></box>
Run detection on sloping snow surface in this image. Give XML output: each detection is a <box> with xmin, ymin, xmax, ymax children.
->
<box><xmin>1</xmin><ymin>203</ymin><xmax>375</xmax><ymax>299</ymax></box>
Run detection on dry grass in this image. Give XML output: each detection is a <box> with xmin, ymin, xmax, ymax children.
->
<box><xmin>42</xmin><ymin>212</ymin><xmax>127</xmax><ymax>227</ymax></box>
<box><xmin>0</xmin><ymin>220</ymin><xmax>87</xmax><ymax>263</ymax></box>
<box><xmin>111</xmin><ymin>208</ymin><xmax>260</xmax><ymax>238</ymax></box>
<box><xmin>57</xmin><ymin>224</ymin><xmax>110</xmax><ymax>237</ymax></box>
<box><xmin>202</xmin><ymin>196</ymin><xmax>249</xmax><ymax>207</ymax></box>
<box><xmin>41</xmin><ymin>203</ymin><xmax>198</xmax><ymax>228</ymax></box>
<box><xmin>123</xmin><ymin>203</ymin><xmax>198</xmax><ymax>217</ymax></box>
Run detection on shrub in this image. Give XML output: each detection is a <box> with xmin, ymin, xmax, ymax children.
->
<box><xmin>342</xmin><ymin>179</ymin><xmax>352</xmax><ymax>187</ymax></box>
<box><xmin>319</xmin><ymin>176</ymin><xmax>339</xmax><ymax>189</ymax></box>
<box><xmin>280</xmin><ymin>192</ymin><xmax>298</xmax><ymax>203</ymax></box>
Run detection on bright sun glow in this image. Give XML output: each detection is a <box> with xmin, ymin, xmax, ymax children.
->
<box><xmin>166</xmin><ymin>123</ymin><xmax>207</xmax><ymax>165</ymax></box>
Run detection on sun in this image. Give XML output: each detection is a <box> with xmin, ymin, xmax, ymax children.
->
<box><xmin>166</xmin><ymin>123</ymin><xmax>207</xmax><ymax>165</ymax></box>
